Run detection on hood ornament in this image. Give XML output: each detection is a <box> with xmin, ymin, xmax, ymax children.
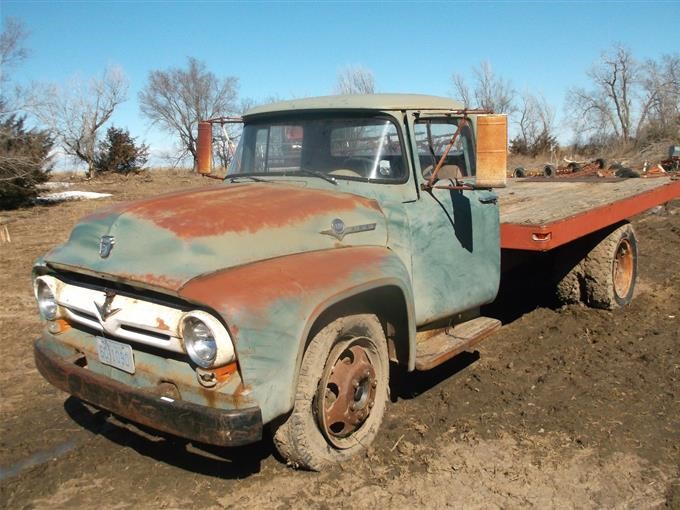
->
<box><xmin>99</xmin><ymin>235</ymin><xmax>116</xmax><ymax>258</ymax></box>
<box><xmin>94</xmin><ymin>290</ymin><xmax>121</xmax><ymax>323</ymax></box>
<box><xmin>320</xmin><ymin>218</ymin><xmax>377</xmax><ymax>241</ymax></box>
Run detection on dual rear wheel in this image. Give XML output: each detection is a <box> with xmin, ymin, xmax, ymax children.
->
<box><xmin>555</xmin><ymin>222</ymin><xmax>638</xmax><ymax>309</ymax></box>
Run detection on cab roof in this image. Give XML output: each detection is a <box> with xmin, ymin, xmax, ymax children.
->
<box><xmin>244</xmin><ymin>94</ymin><xmax>465</xmax><ymax>118</ymax></box>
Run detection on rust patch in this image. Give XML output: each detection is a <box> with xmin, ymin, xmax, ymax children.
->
<box><xmin>155</xmin><ymin>318</ymin><xmax>170</xmax><ymax>331</ymax></box>
<box><xmin>114</xmin><ymin>272</ymin><xmax>185</xmax><ymax>292</ymax></box>
<box><xmin>125</xmin><ymin>184</ymin><xmax>382</xmax><ymax>239</ymax></box>
<box><xmin>180</xmin><ymin>247</ymin><xmax>390</xmax><ymax>313</ymax></box>
<box><xmin>200</xmin><ymin>387</ymin><xmax>218</xmax><ymax>408</ymax></box>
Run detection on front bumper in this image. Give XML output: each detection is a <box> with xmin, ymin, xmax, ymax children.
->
<box><xmin>34</xmin><ymin>338</ymin><xmax>263</xmax><ymax>447</ymax></box>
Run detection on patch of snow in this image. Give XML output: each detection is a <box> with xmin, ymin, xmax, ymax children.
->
<box><xmin>36</xmin><ymin>191</ymin><xmax>112</xmax><ymax>203</ymax></box>
<box><xmin>38</xmin><ymin>182</ymin><xmax>74</xmax><ymax>190</ymax></box>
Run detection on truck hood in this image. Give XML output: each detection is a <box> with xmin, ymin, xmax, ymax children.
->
<box><xmin>45</xmin><ymin>183</ymin><xmax>388</xmax><ymax>294</ymax></box>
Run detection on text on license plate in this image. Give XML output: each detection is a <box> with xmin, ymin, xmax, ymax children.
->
<box><xmin>96</xmin><ymin>337</ymin><xmax>135</xmax><ymax>374</ymax></box>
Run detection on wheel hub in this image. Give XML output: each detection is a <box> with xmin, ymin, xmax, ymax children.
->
<box><xmin>316</xmin><ymin>338</ymin><xmax>377</xmax><ymax>447</ymax></box>
<box><xmin>613</xmin><ymin>238</ymin><xmax>634</xmax><ymax>299</ymax></box>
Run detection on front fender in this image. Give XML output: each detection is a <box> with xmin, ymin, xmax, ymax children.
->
<box><xmin>179</xmin><ymin>246</ymin><xmax>415</xmax><ymax>423</ymax></box>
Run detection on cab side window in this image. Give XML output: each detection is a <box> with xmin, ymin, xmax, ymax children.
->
<box><xmin>414</xmin><ymin>119</ymin><xmax>476</xmax><ymax>179</ymax></box>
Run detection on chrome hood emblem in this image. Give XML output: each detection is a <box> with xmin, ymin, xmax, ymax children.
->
<box><xmin>94</xmin><ymin>290</ymin><xmax>121</xmax><ymax>323</ymax></box>
<box><xmin>99</xmin><ymin>235</ymin><xmax>116</xmax><ymax>258</ymax></box>
<box><xmin>320</xmin><ymin>218</ymin><xmax>377</xmax><ymax>241</ymax></box>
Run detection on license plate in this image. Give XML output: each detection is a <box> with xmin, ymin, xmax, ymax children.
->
<box><xmin>96</xmin><ymin>337</ymin><xmax>135</xmax><ymax>374</ymax></box>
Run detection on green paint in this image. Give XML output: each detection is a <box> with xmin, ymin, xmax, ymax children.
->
<box><xmin>34</xmin><ymin>97</ymin><xmax>502</xmax><ymax>433</ymax></box>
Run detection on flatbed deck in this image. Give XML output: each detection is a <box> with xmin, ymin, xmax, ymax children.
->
<box><xmin>497</xmin><ymin>176</ymin><xmax>680</xmax><ymax>251</ymax></box>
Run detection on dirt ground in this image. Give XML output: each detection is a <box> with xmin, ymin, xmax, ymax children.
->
<box><xmin>1</xmin><ymin>170</ymin><xmax>679</xmax><ymax>509</ymax></box>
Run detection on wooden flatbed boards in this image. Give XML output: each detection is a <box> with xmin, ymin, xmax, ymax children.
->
<box><xmin>496</xmin><ymin>176</ymin><xmax>680</xmax><ymax>251</ymax></box>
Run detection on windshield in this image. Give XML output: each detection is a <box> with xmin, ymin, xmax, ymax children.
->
<box><xmin>228</xmin><ymin>115</ymin><xmax>406</xmax><ymax>182</ymax></box>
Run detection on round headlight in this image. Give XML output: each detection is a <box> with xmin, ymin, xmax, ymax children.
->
<box><xmin>183</xmin><ymin>316</ymin><xmax>217</xmax><ymax>367</ymax></box>
<box><xmin>181</xmin><ymin>311</ymin><xmax>235</xmax><ymax>369</ymax></box>
<box><xmin>37</xmin><ymin>279</ymin><xmax>58</xmax><ymax>320</ymax></box>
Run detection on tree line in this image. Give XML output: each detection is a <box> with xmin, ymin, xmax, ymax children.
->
<box><xmin>1</xmin><ymin>15</ymin><xmax>679</xmax><ymax>209</ymax></box>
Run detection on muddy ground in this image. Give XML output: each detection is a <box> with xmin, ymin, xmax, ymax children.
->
<box><xmin>1</xmin><ymin>170</ymin><xmax>679</xmax><ymax>509</ymax></box>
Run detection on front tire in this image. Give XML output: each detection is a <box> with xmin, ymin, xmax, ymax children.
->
<box><xmin>273</xmin><ymin>314</ymin><xmax>389</xmax><ymax>470</ymax></box>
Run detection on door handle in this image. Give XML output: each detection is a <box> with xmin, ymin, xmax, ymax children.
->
<box><xmin>478</xmin><ymin>196</ymin><xmax>497</xmax><ymax>204</ymax></box>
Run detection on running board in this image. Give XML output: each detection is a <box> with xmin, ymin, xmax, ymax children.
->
<box><xmin>415</xmin><ymin>317</ymin><xmax>501</xmax><ymax>371</ymax></box>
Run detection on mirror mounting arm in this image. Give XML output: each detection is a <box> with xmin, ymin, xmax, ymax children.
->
<box><xmin>424</xmin><ymin>117</ymin><xmax>468</xmax><ymax>189</ymax></box>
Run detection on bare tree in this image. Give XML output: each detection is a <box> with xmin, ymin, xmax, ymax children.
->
<box><xmin>35</xmin><ymin>66</ymin><xmax>128</xmax><ymax>177</ymax></box>
<box><xmin>1</xmin><ymin>17</ymin><xmax>31</xmax><ymax>114</ymax></box>
<box><xmin>639</xmin><ymin>54</ymin><xmax>680</xmax><ymax>138</ymax></box>
<box><xmin>452</xmin><ymin>61</ymin><xmax>515</xmax><ymax>114</ymax></box>
<box><xmin>511</xmin><ymin>91</ymin><xmax>557</xmax><ymax>156</ymax></box>
<box><xmin>139</xmin><ymin>57</ymin><xmax>239</xmax><ymax>168</ymax></box>
<box><xmin>568</xmin><ymin>45</ymin><xmax>680</xmax><ymax>145</ymax></box>
<box><xmin>517</xmin><ymin>91</ymin><xmax>555</xmax><ymax>146</ymax></box>
<box><xmin>591</xmin><ymin>46</ymin><xmax>634</xmax><ymax>140</ymax></box>
<box><xmin>335</xmin><ymin>65</ymin><xmax>375</xmax><ymax>95</ymax></box>
<box><xmin>0</xmin><ymin>17</ymin><xmax>29</xmax><ymax>81</ymax></box>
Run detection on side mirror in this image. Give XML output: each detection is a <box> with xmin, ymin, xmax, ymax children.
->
<box><xmin>476</xmin><ymin>114</ymin><xmax>507</xmax><ymax>188</ymax></box>
<box><xmin>197</xmin><ymin>121</ymin><xmax>213</xmax><ymax>174</ymax></box>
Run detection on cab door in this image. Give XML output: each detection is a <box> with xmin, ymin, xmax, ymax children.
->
<box><xmin>404</xmin><ymin>115</ymin><xmax>500</xmax><ymax>325</ymax></box>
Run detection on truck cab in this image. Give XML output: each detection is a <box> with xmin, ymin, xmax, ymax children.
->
<box><xmin>33</xmin><ymin>94</ymin><xmax>510</xmax><ymax>470</ymax></box>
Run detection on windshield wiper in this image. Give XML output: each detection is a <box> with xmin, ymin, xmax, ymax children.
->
<box><xmin>294</xmin><ymin>169</ymin><xmax>337</xmax><ymax>185</ymax></box>
<box><xmin>228</xmin><ymin>175</ymin><xmax>268</xmax><ymax>183</ymax></box>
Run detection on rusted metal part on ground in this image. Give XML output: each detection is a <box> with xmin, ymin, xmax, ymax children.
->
<box><xmin>512</xmin><ymin>154</ymin><xmax>678</xmax><ymax>180</ymax></box>
<box><xmin>34</xmin><ymin>338</ymin><xmax>263</xmax><ymax>446</ymax></box>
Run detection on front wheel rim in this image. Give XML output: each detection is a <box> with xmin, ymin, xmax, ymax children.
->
<box><xmin>316</xmin><ymin>337</ymin><xmax>378</xmax><ymax>449</ymax></box>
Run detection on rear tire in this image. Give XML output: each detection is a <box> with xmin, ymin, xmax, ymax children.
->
<box><xmin>583</xmin><ymin>223</ymin><xmax>638</xmax><ymax>309</ymax></box>
<box><xmin>544</xmin><ymin>164</ymin><xmax>556</xmax><ymax>177</ymax></box>
<box><xmin>554</xmin><ymin>245</ymin><xmax>585</xmax><ymax>305</ymax></box>
<box><xmin>556</xmin><ymin>262</ymin><xmax>583</xmax><ymax>304</ymax></box>
<box><xmin>273</xmin><ymin>314</ymin><xmax>389</xmax><ymax>471</ymax></box>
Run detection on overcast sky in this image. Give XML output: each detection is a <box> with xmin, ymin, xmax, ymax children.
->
<box><xmin>3</xmin><ymin>0</ymin><xmax>679</xmax><ymax>168</ymax></box>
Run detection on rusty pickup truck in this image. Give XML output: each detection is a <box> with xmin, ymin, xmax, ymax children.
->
<box><xmin>33</xmin><ymin>94</ymin><xmax>680</xmax><ymax>470</ymax></box>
